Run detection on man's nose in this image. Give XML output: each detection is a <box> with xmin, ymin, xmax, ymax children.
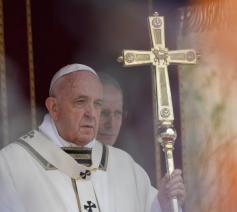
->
<box><xmin>84</xmin><ymin>103</ymin><xmax>96</xmax><ymax>117</ymax></box>
<box><xmin>104</xmin><ymin>114</ymin><xmax>115</xmax><ymax>129</ymax></box>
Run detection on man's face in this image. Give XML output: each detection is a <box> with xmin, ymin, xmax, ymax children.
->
<box><xmin>48</xmin><ymin>71</ymin><xmax>103</xmax><ymax>146</ymax></box>
<box><xmin>97</xmin><ymin>84</ymin><xmax>123</xmax><ymax>145</ymax></box>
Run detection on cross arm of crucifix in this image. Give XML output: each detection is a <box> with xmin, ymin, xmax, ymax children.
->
<box><xmin>118</xmin><ymin>12</ymin><xmax>198</xmax><ymax>67</ymax></box>
<box><xmin>118</xmin><ymin>12</ymin><xmax>199</xmax><ymax>124</ymax></box>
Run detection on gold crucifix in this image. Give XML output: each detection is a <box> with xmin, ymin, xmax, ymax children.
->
<box><xmin>118</xmin><ymin>12</ymin><xmax>198</xmax><ymax>212</ymax></box>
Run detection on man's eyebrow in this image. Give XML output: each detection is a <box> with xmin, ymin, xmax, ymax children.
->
<box><xmin>96</xmin><ymin>98</ymin><xmax>103</xmax><ymax>103</ymax></box>
<box><xmin>74</xmin><ymin>95</ymin><xmax>88</xmax><ymax>99</ymax></box>
<box><xmin>80</xmin><ymin>94</ymin><xmax>89</xmax><ymax>97</ymax></box>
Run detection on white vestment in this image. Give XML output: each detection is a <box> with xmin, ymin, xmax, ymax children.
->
<box><xmin>0</xmin><ymin>115</ymin><xmax>160</xmax><ymax>212</ymax></box>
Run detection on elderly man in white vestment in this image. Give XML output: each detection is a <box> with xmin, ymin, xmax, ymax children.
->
<box><xmin>0</xmin><ymin>64</ymin><xmax>185</xmax><ymax>212</ymax></box>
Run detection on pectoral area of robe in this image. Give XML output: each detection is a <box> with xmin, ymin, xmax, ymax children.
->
<box><xmin>0</xmin><ymin>115</ymin><xmax>157</xmax><ymax>212</ymax></box>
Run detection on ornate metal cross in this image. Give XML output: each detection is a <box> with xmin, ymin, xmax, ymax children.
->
<box><xmin>118</xmin><ymin>12</ymin><xmax>198</xmax><ymax>212</ymax></box>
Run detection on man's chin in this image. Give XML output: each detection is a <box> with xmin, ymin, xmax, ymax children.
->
<box><xmin>72</xmin><ymin>135</ymin><xmax>95</xmax><ymax>146</ymax></box>
<box><xmin>97</xmin><ymin>134</ymin><xmax>115</xmax><ymax>146</ymax></box>
<box><xmin>104</xmin><ymin>140</ymin><xmax>115</xmax><ymax>146</ymax></box>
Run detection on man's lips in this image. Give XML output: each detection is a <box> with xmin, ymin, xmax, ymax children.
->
<box><xmin>81</xmin><ymin>125</ymin><xmax>94</xmax><ymax>129</ymax></box>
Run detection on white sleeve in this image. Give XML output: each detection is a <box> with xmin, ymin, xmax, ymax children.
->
<box><xmin>150</xmin><ymin>196</ymin><xmax>162</xmax><ymax>212</ymax></box>
<box><xmin>150</xmin><ymin>195</ymin><xmax>183</xmax><ymax>212</ymax></box>
<box><xmin>0</xmin><ymin>150</ymin><xmax>25</xmax><ymax>212</ymax></box>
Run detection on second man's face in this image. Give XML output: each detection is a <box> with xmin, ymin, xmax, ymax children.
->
<box><xmin>97</xmin><ymin>84</ymin><xmax>123</xmax><ymax>145</ymax></box>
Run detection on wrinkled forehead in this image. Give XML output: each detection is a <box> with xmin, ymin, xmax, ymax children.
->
<box><xmin>54</xmin><ymin>71</ymin><xmax>103</xmax><ymax>99</ymax></box>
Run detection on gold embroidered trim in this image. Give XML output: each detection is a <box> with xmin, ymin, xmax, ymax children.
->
<box><xmin>16</xmin><ymin>132</ymin><xmax>109</xmax><ymax>171</ymax></box>
<box><xmin>17</xmin><ymin>139</ymin><xmax>56</xmax><ymax>170</ymax></box>
<box><xmin>71</xmin><ymin>179</ymin><xmax>82</xmax><ymax>212</ymax></box>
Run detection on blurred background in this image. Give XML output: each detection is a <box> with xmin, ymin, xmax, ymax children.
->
<box><xmin>0</xmin><ymin>0</ymin><xmax>188</xmax><ymax>185</ymax></box>
<box><xmin>1</xmin><ymin>0</ymin><xmax>236</xmax><ymax>211</ymax></box>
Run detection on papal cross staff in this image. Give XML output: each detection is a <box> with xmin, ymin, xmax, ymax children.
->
<box><xmin>117</xmin><ymin>12</ymin><xmax>198</xmax><ymax>212</ymax></box>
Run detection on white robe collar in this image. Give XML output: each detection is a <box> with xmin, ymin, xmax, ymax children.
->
<box><xmin>38</xmin><ymin>114</ymin><xmax>95</xmax><ymax>148</ymax></box>
<box><xmin>16</xmin><ymin>114</ymin><xmax>108</xmax><ymax>179</ymax></box>
<box><xmin>18</xmin><ymin>130</ymin><xmax>104</xmax><ymax>180</ymax></box>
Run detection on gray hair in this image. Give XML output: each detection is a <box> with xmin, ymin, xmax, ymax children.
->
<box><xmin>97</xmin><ymin>72</ymin><xmax>123</xmax><ymax>97</ymax></box>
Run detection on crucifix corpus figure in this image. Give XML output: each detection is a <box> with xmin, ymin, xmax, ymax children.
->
<box><xmin>118</xmin><ymin>12</ymin><xmax>198</xmax><ymax>212</ymax></box>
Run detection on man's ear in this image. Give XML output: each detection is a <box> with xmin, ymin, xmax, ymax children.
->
<box><xmin>45</xmin><ymin>97</ymin><xmax>58</xmax><ymax>121</ymax></box>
